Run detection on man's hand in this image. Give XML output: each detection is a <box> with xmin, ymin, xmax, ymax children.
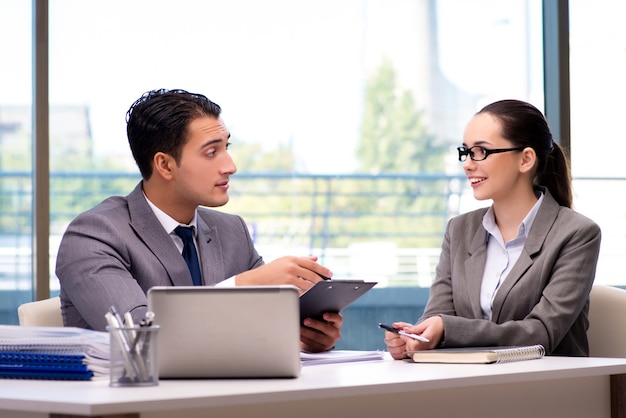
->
<box><xmin>300</xmin><ymin>312</ymin><xmax>343</xmax><ymax>352</ymax></box>
<box><xmin>235</xmin><ymin>256</ymin><xmax>332</xmax><ymax>293</ymax></box>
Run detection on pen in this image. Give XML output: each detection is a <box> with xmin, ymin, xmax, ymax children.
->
<box><xmin>138</xmin><ymin>311</ymin><xmax>155</xmax><ymax>359</ymax></box>
<box><xmin>378</xmin><ymin>323</ymin><xmax>430</xmax><ymax>343</ymax></box>
<box><xmin>140</xmin><ymin>311</ymin><xmax>155</xmax><ymax>327</ymax></box>
<box><xmin>105</xmin><ymin>311</ymin><xmax>139</xmax><ymax>380</ymax></box>
<box><xmin>123</xmin><ymin>311</ymin><xmax>137</xmax><ymax>341</ymax></box>
<box><xmin>110</xmin><ymin>305</ymin><xmax>125</xmax><ymax>329</ymax></box>
<box><xmin>124</xmin><ymin>310</ymin><xmax>149</xmax><ymax>380</ymax></box>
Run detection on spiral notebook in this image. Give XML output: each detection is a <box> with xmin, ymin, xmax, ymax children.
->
<box><xmin>0</xmin><ymin>325</ymin><xmax>110</xmax><ymax>379</ymax></box>
<box><xmin>406</xmin><ymin>344</ymin><xmax>545</xmax><ymax>364</ymax></box>
<box><xmin>0</xmin><ymin>351</ymin><xmax>94</xmax><ymax>380</ymax></box>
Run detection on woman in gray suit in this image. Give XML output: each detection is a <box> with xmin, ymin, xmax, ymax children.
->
<box><xmin>383</xmin><ymin>99</ymin><xmax>601</xmax><ymax>357</ymax></box>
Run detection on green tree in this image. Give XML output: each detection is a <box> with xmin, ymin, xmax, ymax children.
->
<box><xmin>357</xmin><ymin>57</ymin><xmax>445</xmax><ymax>174</ymax></box>
<box><xmin>342</xmin><ymin>57</ymin><xmax>450</xmax><ymax>247</ymax></box>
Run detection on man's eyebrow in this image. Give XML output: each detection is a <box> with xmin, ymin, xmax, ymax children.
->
<box><xmin>200</xmin><ymin>133</ymin><xmax>230</xmax><ymax>148</ymax></box>
<box><xmin>200</xmin><ymin>136</ymin><xmax>229</xmax><ymax>148</ymax></box>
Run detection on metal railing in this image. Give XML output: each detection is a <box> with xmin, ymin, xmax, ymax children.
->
<box><xmin>1</xmin><ymin>172</ymin><xmax>625</xmax><ymax>290</ymax></box>
<box><xmin>1</xmin><ymin>171</ymin><xmax>470</xmax><ymax>289</ymax></box>
<box><xmin>1</xmin><ymin>171</ymin><xmax>625</xmax><ymax>342</ymax></box>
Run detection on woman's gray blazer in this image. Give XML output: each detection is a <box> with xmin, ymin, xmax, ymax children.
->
<box><xmin>421</xmin><ymin>188</ymin><xmax>601</xmax><ymax>356</ymax></box>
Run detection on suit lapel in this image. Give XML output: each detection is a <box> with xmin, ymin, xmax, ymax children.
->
<box><xmin>491</xmin><ymin>251</ymin><xmax>533</xmax><ymax>321</ymax></box>
<box><xmin>491</xmin><ymin>189</ymin><xmax>560</xmax><ymax>321</ymax></box>
<box><xmin>465</xmin><ymin>227</ymin><xmax>489</xmax><ymax>319</ymax></box>
<box><xmin>126</xmin><ymin>183</ymin><xmax>195</xmax><ymax>286</ymax></box>
<box><xmin>196</xmin><ymin>215</ymin><xmax>225</xmax><ymax>285</ymax></box>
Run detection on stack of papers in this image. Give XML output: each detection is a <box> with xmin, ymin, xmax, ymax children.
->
<box><xmin>0</xmin><ymin>325</ymin><xmax>110</xmax><ymax>379</ymax></box>
<box><xmin>300</xmin><ymin>350</ymin><xmax>384</xmax><ymax>366</ymax></box>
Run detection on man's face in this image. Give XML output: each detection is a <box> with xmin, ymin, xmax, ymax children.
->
<box><xmin>171</xmin><ymin>115</ymin><xmax>236</xmax><ymax>208</ymax></box>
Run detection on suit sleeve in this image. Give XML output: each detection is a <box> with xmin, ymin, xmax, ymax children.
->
<box><xmin>421</xmin><ymin>218</ymin><xmax>458</xmax><ymax>318</ymax></box>
<box><xmin>56</xmin><ymin>211</ymin><xmax>152</xmax><ymax>331</ymax></box>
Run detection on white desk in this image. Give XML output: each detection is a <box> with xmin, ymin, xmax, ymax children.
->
<box><xmin>1</xmin><ymin>355</ymin><xmax>625</xmax><ymax>418</ymax></box>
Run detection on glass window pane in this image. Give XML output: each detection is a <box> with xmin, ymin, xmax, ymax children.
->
<box><xmin>47</xmin><ymin>0</ymin><xmax>543</xmax><ymax>348</ymax></box>
<box><xmin>49</xmin><ymin>0</ymin><xmax>543</xmax><ymax>279</ymax></box>
<box><xmin>0</xmin><ymin>1</ymin><xmax>32</xmax><ymax>324</ymax></box>
<box><xmin>569</xmin><ymin>0</ymin><xmax>626</xmax><ymax>286</ymax></box>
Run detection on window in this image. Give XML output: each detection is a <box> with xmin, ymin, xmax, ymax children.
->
<box><xmin>9</xmin><ymin>2</ymin><xmax>603</xmax><ymax>354</ymax></box>
<box><xmin>46</xmin><ymin>0</ymin><xmax>544</xmax><ymax>287</ymax></box>
<box><xmin>569</xmin><ymin>0</ymin><xmax>626</xmax><ymax>285</ymax></box>
<box><xmin>0</xmin><ymin>1</ymin><xmax>32</xmax><ymax>322</ymax></box>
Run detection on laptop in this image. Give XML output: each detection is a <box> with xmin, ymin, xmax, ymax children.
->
<box><xmin>147</xmin><ymin>285</ymin><xmax>301</xmax><ymax>379</ymax></box>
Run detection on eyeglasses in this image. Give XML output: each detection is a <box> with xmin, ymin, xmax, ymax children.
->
<box><xmin>457</xmin><ymin>145</ymin><xmax>525</xmax><ymax>162</ymax></box>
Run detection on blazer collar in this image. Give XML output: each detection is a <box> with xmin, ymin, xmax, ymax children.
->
<box><xmin>490</xmin><ymin>187</ymin><xmax>561</xmax><ymax>320</ymax></box>
<box><xmin>466</xmin><ymin>219</ymin><xmax>490</xmax><ymax>319</ymax></box>
<box><xmin>194</xmin><ymin>215</ymin><xmax>225</xmax><ymax>286</ymax></box>
<box><xmin>127</xmin><ymin>182</ymin><xmax>196</xmax><ymax>286</ymax></box>
<box><xmin>523</xmin><ymin>187</ymin><xmax>560</xmax><ymax>257</ymax></box>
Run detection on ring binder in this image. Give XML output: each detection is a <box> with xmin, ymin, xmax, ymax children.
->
<box><xmin>0</xmin><ymin>325</ymin><xmax>110</xmax><ymax>380</ymax></box>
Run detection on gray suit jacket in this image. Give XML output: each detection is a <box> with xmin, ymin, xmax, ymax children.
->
<box><xmin>422</xmin><ymin>188</ymin><xmax>601</xmax><ymax>356</ymax></box>
<box><xmin>56</xmin><ymin>182</ymin><xmax>264</xmax><ymax>331</ymax></box>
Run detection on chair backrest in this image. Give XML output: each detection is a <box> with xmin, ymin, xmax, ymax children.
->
<box><xmin>17</xmin><ymin>296</ymin><xmax>63</xmax><ymax>327</ymax></box>
<box><xmin>587</xmin><ymin>285</ymin><xmax>626</xmax><ymax>357</ymax></box>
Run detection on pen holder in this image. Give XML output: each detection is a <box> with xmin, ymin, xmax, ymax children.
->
<box><xmin>109</xmin><ymin>325</ymin><xmax>159</xmax><ymax>387</ymax></box>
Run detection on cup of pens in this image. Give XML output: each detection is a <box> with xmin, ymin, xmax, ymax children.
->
<box><xmin>107</xmin><ymin>309</ymin><xmax>159</xmax><ymax>387</ymax></box>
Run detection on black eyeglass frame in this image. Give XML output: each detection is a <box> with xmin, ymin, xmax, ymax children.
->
<box><xmin>457</xmin><ymin>145</ymin><xmax>525</xmax><ymax>162</ymax></box>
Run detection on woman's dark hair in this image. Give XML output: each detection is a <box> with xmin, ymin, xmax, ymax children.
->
<box><xmin>126</xmin><ymin>88</ymin><xmax>222</xmax><ymax>180</ymax></box>
<box><xmin>477</xmin><ymin>99</ymin><xmax>572</xmax><ymax>208</ymax></box>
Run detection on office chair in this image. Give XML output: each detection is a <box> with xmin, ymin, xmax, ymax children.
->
<box><xmin>587</xmin><ymin>284</ymin><xmax>626</xmax><ymax>357</ymax></box>
<box><xmin>17</xmin><ymin>296</ymin><xmax>64</xmax><ymax>327</ymax></box>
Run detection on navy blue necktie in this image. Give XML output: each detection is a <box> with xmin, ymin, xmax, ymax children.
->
<box><xmin>174</xmin><ymin>226</ymin><xmax>202</xmax><ymax>286</ymax></box>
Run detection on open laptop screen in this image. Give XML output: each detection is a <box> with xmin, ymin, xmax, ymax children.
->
<box><xmin>147</xmin><ymin>285</ymin><xmax>301</xmax><ymax>378</ymax></box>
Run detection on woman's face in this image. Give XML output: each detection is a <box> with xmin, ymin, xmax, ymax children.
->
<box><xmin>461</xmin><ymin>112</ymin><xmax>526</xmax><ymax>203</ymax></box>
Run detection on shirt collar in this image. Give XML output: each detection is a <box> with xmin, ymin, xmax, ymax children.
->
<box><xmin>143</xmin><ymin>192</ymin><xmax>198</xmax><ymax>236</ymax></box>
<box><xmin>482</xmin><ymin>191</ymin><xmax>545</xmax><ymax>242</ymax></box>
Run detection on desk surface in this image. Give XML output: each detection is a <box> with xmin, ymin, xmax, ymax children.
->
<box><xmin>1</xmin><ymin>354</ymin><xmax>626</xmax><ymax>417</ymax></box>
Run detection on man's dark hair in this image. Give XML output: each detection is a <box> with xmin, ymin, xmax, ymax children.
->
<box><xmin>126</xmin><ymin>88</ymin><xmax>222</xmax><ymax>179</ymax></box>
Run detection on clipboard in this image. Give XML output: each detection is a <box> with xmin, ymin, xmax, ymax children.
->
<box><xmin>299</xmin><ymin>280</ymin><xmax>377</xmax><ymax>322</ymax></box>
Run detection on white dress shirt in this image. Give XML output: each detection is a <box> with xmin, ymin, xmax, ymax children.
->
<box><xmin>143</xmin><ymin>194</ymin><xmax>236</xmax><ymax>286</ymax></box>
<box><xmin>479</xmin><ymin>192</ymin><xmax>544</xmax><ymax>319</ymax></box>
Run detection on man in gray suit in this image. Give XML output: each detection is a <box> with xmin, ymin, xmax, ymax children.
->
<box><xmin>56</xmin><ymin>89</ymin><xmax>341</xmax><ymax>352</ymax></box>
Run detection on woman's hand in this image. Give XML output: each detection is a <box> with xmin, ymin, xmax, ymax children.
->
<box><xmin>383</xmin><ymin>317</ymin><xmax>445</xmax><ymax>359</ymax></box>
<box><xmin>404</xmin><ymin>316</ymin><xmax>444</xmax><ymax>351</ymax></box>
<box><xmin>383</xmin><ymin>321</ymin><xmax>414</xmax><ymax>359</ymax></box>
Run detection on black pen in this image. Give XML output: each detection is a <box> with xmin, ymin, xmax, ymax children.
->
<box><xmin>140</xmin><ymin>311</ymin><xmax>155</xmax><ymax>327</ymax></box>
<box><xmin>379</xmin><ymin>323</ymin><xmax>430</xmax><ymax>343</ymax></box>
